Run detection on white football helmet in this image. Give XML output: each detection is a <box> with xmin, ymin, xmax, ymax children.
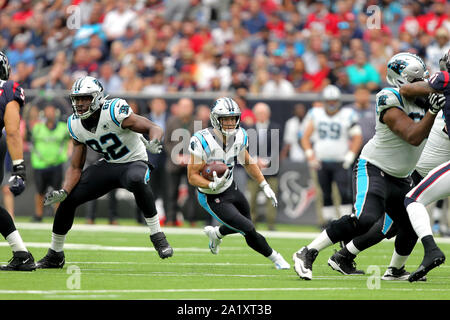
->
<box><xmin>70</xmin><ymin>76</ymin><xmax>107</xmax><ymax>119</ymax></box>
<box><xmin>321</xmin><ymin>84</ymin><xmax>342</xmax><ymax>113</ymax></box>
<box><xmin>386</xmin><ymin>52</ymin><xmax>428</xmax><ymax>88</ymax></box>
<box><xmin>210</xmin><ymin>97</ymin><xmax>241</xmax><ymax>137</ymax></box>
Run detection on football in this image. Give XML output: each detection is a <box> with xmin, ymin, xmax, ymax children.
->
<box><xmin>201</xmin><ymin>161</ymin><xmax>228</xmax><ymax>181</ymax></box>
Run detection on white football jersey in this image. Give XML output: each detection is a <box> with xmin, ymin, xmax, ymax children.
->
<box><xmin>305</xmin><ymin>106</ymin><xmax>359</xmax><ymax>162</ymax></box>
<box><xmin>415</xmin><ymin>111</ymin><xmax>450</xmax><ymax>178</ymax></box>
<box><xmin>67</xmin><ymin>98</ymin><xmax>148</xmax><ymax>163</ymax></box>
<box><xmin>189</xmin><ymin>127</ymin><xmax>248</xmax><ymax>194</ymax></box>
<box><xmin>360</xmin><ymin>87</ymin><xmax>427</xmax><ymax>178</ymax></box>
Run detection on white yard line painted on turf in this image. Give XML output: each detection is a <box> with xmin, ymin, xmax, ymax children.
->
<box><xmin>0</xmin><ymin>287</ymin><xmax>449</xmax><ymax>295</ymax></box>
<box><xmin>14</xmin><ymin>222</ymin><xmax>450</xmax><ymax>244</ymax></box>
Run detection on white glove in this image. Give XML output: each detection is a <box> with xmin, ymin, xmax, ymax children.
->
<box><xmin>208</xmin><ymin>169</ymin><xmax>230</xmax><ymax>191</ymax></box>
<box><xmin>140</xmin><ymin>136</ymin><xmax>163</xmax><ymax>154</ymax></box>
<box><xmin>428</xmin><ymin>93</ymin><xmax>446</xmax><ymax>115</ymax></box>
<box><xmin>305</xmin><ymin>149</ymin><xmax>321</xmax><ymax>170</ymax></box>
<box><xmin>342</xmin><ymin>151</ymin><xmax>356</xmax><ymax>170</ymax></box>
<box><xmin>260</xmin><ymin>180</ymin><xmax>278</xmax><ymax>207</ymax></box>
<box><xmin>44</xmin><ymin>189</ymin><xmax>68</xmax><ymax>206</ymax></box>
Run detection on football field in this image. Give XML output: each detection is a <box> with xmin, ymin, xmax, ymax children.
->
<box><xmin>0</xmin><ymin>219</ymin><xmax>449</xmax><ymax>301</ymax></box>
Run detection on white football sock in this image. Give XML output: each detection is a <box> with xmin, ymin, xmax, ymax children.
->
<box><xmin>214</xmin><ymin>226</ymin><xmax>223</xmax><ymax>239</ymax></box>
<box><xmin>339</xmin><ymin>204</ymin><xmax>353</xmax><ymax>217</ymax></box>
<box><xmin>6</xmin><ymin>230</ymin><xmax>27</xmax><ymax>252</ymax></box>
<box><xmin>268</xmin><ymin>249</ymin><xmax>279</xmax><ymax>262</ymax></box>
<box><xmin>388</xmin><ymin>249</ymin><xmax>409</xmax><ymax>269</ymax></box>
<box><xmin>50</xmin><ymin>233</ymin><xmax>66</xmax><ymax>252</ymax></box>
<box><xmin>322</xmin><ymin>206</ymin><xmax>337</xmax><ymax>222</ymax></box>
<box><xmin>308</xmin><ymin>230</ymin><xmax>333</xmax><ymax>252</ymax></box>
<box><xmin>406</xmin><ymin>202</ymin><xmax>433</xmax><ymax>240</ymax></box>
<box><xmin>145</xmin><ymin>216</ymin><xmax>162</xmax><ymax>235</ymax></box>
<box><xmin>346</xmin><ymin>240</ymin><xmax>361</xmax><ymax>255</ymax></box>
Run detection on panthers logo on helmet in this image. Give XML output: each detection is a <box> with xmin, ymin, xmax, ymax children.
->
<box><xmin>388</xmin><ymin>60</ymin><xmax>408</xmax><ymax>75</ymax></box>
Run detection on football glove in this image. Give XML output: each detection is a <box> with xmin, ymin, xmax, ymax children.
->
<box><xmin>260</xmin><ymin>180</ymin><xmax>278</xmax><ymax>207</ymax></box>
<box><xmin>428</xmin><ymin>93</ymin><xmax>446</xmax><ymax>115</ymax></box>
<box><xmin>8</xmin><ymin>161</ymin><xmax>26</xmax><ymax>196</ymax></box>
<box><xmin>208</xmin><ymin>169</ymin><xmax>230</xmax><ymax>191</ymax></box>
<box><xmin>44</xmin><ymin>189</ymin><xmax>68</xmax><ymax>206</ymax></box>
<box><xmin>140</xmin><ymin>136</ymin><xmax>163</xmax><ymax>154</ymax></box>
<box><xmin>342</xmin><ymin>151</ymin><xmax>356</xmax><ymax>170</ymax></box>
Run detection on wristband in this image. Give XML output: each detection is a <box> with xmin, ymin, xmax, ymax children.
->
<box><xmin>12</xmin><ymin>159</ymin><xmax>24</xmax><ymax>166</ymax></box>
<box><xmin>259</xmin><ymin>180</ymin><xmax>268</xmax><ymax>188</ymax></box>
<box><xmin>305</xmin><ymin>149</ymin><xmax>314</xmax><ymax>158</ymax></box>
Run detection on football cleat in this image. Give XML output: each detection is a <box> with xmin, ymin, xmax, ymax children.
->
<box><xmin>204</xmin><ymin>226</ymin><xmax>222</xmax><ymax>255</ymax></box>
<box><xmin>36</xmin><ymin>249</ymin><xmax>65</xmax><ymax>269</ymax></box>
<box><xmin>293</xmin><ymin>246</ymin><xmax>318</xmax><ymax>280</ymax></box>
<box><xmin>327</xmin><ymin>251</ymin><xmax>365</xmax><ymax>275</ymax></box>
<box><xmin>150</xmin><ymin>232</ymin><xmax>173</xmax><ymax>259</ymax></box>
<box><xmin>273</xmin><ymin>253</ymin><xmax>290</xmax><ymax>270</ymax></box>
<box><xmin>0</xmin><ymin>251</ymin><xmax>36</xmax><ymax>271</ymax></box>
<box><xmin>382</xmin><ymin>266</ymin><xmax>426</xmax><ymax>281</ymax></box>
<box><xmin>408</xmin><ymin>248</ymin><xmax>445</xmax><ymax>282</ymax></box>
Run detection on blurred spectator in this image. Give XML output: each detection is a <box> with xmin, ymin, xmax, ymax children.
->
<box><xmin>98</xmin><ymin>61</ymin><xmax>123</xmax><ymax>93</ymax></box>
<box><xmin>165</xmin><ymin>0</ymin><xmax>201</xmax><ymax>23</ymax></box>
<box><xmin>211</xmin><ymin>18</ymin><xmax>234</xmax><ymax>47</ymax></box>
<box><xmin>119</xmin><ymin>65</ymin><xmax>144</xmax><ymax>93</ymax></box>
<box><xmin>72</xmin><ymin>6</ymin><xmax>107</xmax><ymax>49</ymax></box>
<box><xmin>262</xmin><ymin>66</ymin><xmax>295</xmax><ymax>96</ymax></box>
<box><xmin>194</xmin><ymin>104</ymin><xmax>211</xmax><ymax>129</ymax></box>
<box><xmin>280</xmin><ymin>103</ymin><xmax>307</xmax><ymax>163</ymax></box>
<box><xmin>30</xmin><ymin>105</ymin><xmax>70</xmax><ymax>222</ymax></box>
<box><xmin>7</xmin><ymin>33</ymin><xmax>35</xmax><ymax>77</ymax></box>
<box><xmin>70</xmin><ymin>46</ymin><xmax>99</xmax><ymax>80</ymax></box>
<box><xmin>102</xmin><ymin>3</ymin><xmax>137</xmax><ymax>41</ymax></box>
<box><xmin>426</xmin><ymin>27</ymin><xmax>450</xmax><ymax>74</ymax></box>
<box><xmin>248</xmin><ymin>102</ymin><xmax>281</xmax><ymax>231</ymax></box>
<box><xmin>242</xmin><ymin>0</ymin><xmax>267</xmax><ymax>35</ymax></box>
<box><xmin>303</xmin><ymin>52</ymin><xmax>330</xmax><ymax>92</ymax></box>
<box><xmin>31</xmin><ymin>62</ymin><xmax>71</xmax><ymax>90</ymax></box>
<box><xmin>342</xmin><ymin>86</ymin><xmax>375</xmax><ymax>149</ymax></box>
<box><xmin>10</xmin><ymin>61</ymin><xmax>32</xmax><ymax>88</ymax></box>
<box><xmin>234</xmin><ymin>94</ymin><xmax>255</xmax><ymax>128</ymax></box>
<box><xmin>164</xmin><ymin>98</ymin><xmax>197</xmax><ymax>226</ymax></box>
<box><xmin>346</xmin><ymin>49</ymin><xmax>381</xmax><ymax>92</ymax></box>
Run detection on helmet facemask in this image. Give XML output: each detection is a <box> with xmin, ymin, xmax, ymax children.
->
<box><xmin>218</xmin><ymin>115</ymin><xmax>240</xmax><ymax>137</ymax></box>
<box><xmin>70</xmin><ymin>92</ymin><xmax>101</xmax><ymax>119</ymax></box>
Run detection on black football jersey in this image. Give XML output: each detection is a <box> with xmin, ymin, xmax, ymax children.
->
<box><xmin>428</xmin><ymin>71</ymin><xmax>450</xmax><ymax>138</ymax></box>
<box><xmin>0</xmin><ymin>80</ymin><xmax>25</xmax><ymax>136</ymax></box>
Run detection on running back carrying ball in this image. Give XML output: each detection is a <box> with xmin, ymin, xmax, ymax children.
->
<box><xmin>201</xmin><ymin>161</ymin><xmax>228</xmax><ymax>181</ymax></box>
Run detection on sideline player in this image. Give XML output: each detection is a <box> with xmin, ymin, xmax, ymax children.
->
<box><xmin>301</xmin><ymin>84</ymin><xmax>362</xmax><ymax>226</ymax></box>
<box><xmin>396</xmin><ymin>49</ymin><xmax>450</xmax><ymax>281</ymax></box>
<box><xmin>0</xmin><ymin>51</ymin><xmax>35</xmax><ymax>271</ymax></box>
<box><xmin>292</xmin><ymin>52</ymin><xmax>444</xmax><ymax>280</ymax></box>
<box><xmin>187</xmin><ymin>97</ymin><xmax>290</xmax><ymax>270</ymax></box>
<box><xmin>36</xmin><ymin>76</ymin><xmax>173</xmax><ymax>268</ymax></box>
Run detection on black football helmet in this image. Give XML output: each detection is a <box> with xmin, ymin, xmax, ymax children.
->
<box><xmin>0</xmin><ymin>51</ymin><xmax>11</xmax><ymax>81</ymax></box>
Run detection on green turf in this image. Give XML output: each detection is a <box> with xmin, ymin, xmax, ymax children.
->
<box><xmin>0</xmin><ymin>221</ymin><xmax>449</xmax><ymax>300</ymax></box>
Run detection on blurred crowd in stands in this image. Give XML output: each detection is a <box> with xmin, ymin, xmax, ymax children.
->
<box><xmin>0</xmin><ymin>0</ymin><xmax>448</xmax><ymax>98</ymax></box>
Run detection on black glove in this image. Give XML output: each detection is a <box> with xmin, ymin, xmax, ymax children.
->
<box><xmin>8</xmin><ymin>161</ymin><xmax>26</xmax><ymax>196</ymax></box>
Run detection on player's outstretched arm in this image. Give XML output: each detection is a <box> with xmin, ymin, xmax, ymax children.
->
<box><xmin>4</xmin><ymin>100</ymin><xmax>26</xmax><ymax>196</ymax></box>
<box><xmin>399</xmin><ymin>80</ymin><xmax>439</xmax><ymax>98</ymax></box>
<box><xmin>121</xmin><ymin>113</ymin><xmax>164</xmax><ymax>141</ymax></box>
<box><xmin>241</xmin><ymin>150</ymin><xmax>278</xmax><ymax>207</ymax></box>
<box><xmin>383</xmin><ymin>107</ymin><xmax>437</xmax><ymax>146</ymax></box>
<box><xmin>44</xmin><ymin>139</ymin><xmax>86</xmax><ymax>206</ymax></box>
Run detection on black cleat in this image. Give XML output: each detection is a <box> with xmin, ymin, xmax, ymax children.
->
<box><xmin>408</xmin><ymin>248</ymin><xmax>445</xmax><ymax>282</ymax></box>
<box><xmin>0</xmin><ymin>251</ymin><xmax>36</xmax><ymax>271</ymax></box>
<box><xmin>293</xmin><ymin>246</ymin><xmax>318</xmax><ymax>280</ymax></box>
<box><xmin>382</xmin><ymin>266</ymin><xmax>426</xmax><ymax>281</ymax></box>
<box><xmin>36</xmin><ymin>249</ymin><xmax>65</xmax><ymax>269</ymax></box>
<box><xmin>328</xmin><ymin>251</ymin><xmax>365</xmax><ymax>275</ymax></box>
<box><xmin>150</xmin><ymin>232</ymin><xmax>173</xmax><ymax>259</ymax></box>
